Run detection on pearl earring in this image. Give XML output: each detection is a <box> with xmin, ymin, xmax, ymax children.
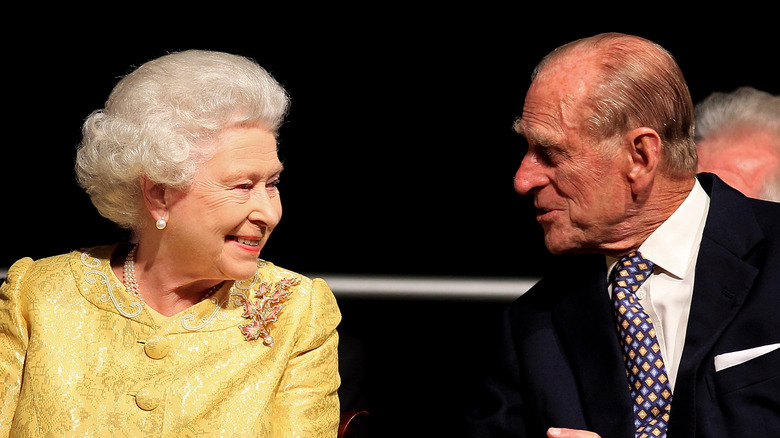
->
<box><xmin>156</xmin><ymin>216</ymin><xmax>167</xmax><ymax>230</ymax></box>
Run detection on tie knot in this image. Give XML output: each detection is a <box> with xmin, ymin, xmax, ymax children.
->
<box><xmin>614</xmin><ymin>251</ymin><xmax>654</xmax><ymax>290</ymax></box>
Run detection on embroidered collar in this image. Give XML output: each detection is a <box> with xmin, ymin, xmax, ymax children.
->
<box><xmin>74</xmin><ymin>245</ymin><xmax>297</xmax><ymax>346</ymax></box>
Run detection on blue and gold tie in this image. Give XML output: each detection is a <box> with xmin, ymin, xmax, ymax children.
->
<box><xmin>612</xmin><ymin>251</ymin><xmax>672</xmax><ymax>438</ymax></box>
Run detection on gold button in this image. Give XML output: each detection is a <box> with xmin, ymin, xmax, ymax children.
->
<box><xmin>144</xmin><ymin>335</ymin><xmax>170</xmax><ymax>359</ymax></box>
<box><xmin>135</xmin><ymin>387</ymin><xmax>161</xmax><ymax>411</ymax></box>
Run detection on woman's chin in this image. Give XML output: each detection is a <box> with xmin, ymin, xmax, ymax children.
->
<box><xmin>216</xmin><ymin>240</ymin><xmax>268</xmax><ymax>280</ymax></box>
<box><xmin>216</xmin><ymin>256</ymin><xmax>261</xmax><ymax>282</ymax></box>
<box><xmin>231</xmin><ymin>263</ymin><xmax>261</xmax><ymax>281</ymax></box>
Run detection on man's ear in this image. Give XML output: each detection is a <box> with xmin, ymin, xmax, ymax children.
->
<box><xmin>626</xmin><ymin>127</ymin><xmax>661</xmax><ymax>193</ymax></box>
<box><xmin>140</xmin><ymin>176</ymin><xmax>168</xmax><ymax>224</ymax></box>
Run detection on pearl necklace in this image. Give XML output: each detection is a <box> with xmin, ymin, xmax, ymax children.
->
<box><xmin>122</xmin><ymin>245</ymin><xmax>223</xmax><ymax>303</ymax></box>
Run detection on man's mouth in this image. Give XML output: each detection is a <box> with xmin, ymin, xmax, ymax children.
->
<box><xmin>536</xmin><ymin>208</ymin><xmax>556</xmax><ymax>221</ymax></box>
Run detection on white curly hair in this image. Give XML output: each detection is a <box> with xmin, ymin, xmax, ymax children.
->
<box><xmin>75</xmin><ymin>50</ymin><xmax>290</xmax><ymax>229</ymax></box>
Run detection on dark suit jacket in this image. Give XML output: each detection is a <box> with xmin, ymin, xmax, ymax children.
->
<box><xmin>466</xmin><ymin>173</ymin><xmax>780</xmax><ymax>437</ymax></box>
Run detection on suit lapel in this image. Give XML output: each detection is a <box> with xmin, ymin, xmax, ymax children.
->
<box><xmin>676</xmin><ymin>237</ymin><xmax>758</xmax><ymax>365</ymax></box>
<box><xmin>670</xmin><ymin>175</ymin><xmax>763</xmax><ymax>436</ymax></box>
<box><xmin>552</xmin><ymin>255</ymin><xmax>635</xmax><ymax>437</ymax></box>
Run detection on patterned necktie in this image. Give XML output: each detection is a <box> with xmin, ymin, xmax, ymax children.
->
<box><xmin>612</xmin><ymin>251</ymin><xmax>672</xmax><ymax>438</ymax></box>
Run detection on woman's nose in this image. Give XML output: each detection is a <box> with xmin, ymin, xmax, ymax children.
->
<box><xmin>248</xmin><ymin>190</ymin><xmax>282</xmax><ymax>227</ymax></box>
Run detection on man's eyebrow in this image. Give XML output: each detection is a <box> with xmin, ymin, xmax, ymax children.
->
<box><xmin>514</xmin><ymin>118</ymin><xmax>566</xmax><ymax>155</ymax></box>
<box><xmin>514</xmin><ymin>118</ymin><xmax>549</xmax><ymax>142</ymax></box>
<box><xmin>524</xmin><ymin>131</ymin><xmax>558</xmax><ymax>150</ymax></box>
<box><xmin>512</xmin><ymin>117</ymin><xmax>526</xmax><ymax>136</ymax></box>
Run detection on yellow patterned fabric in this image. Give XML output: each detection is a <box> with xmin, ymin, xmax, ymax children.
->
<box><xmin>0</xmin><ymin>245</ymin><xmax>341</xmax><ymax>437</ymax></box>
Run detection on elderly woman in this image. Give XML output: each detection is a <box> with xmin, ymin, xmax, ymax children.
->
<box><xmin>0</xmin><ymin>50</ymin><xmax>341</xmax><ymax>437</ymax></box>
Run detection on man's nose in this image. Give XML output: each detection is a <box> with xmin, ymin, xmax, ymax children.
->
<box><xmin>514</xmin><ymin>154</ymin><xmax>547</xmax><ymax>195</ymax></box>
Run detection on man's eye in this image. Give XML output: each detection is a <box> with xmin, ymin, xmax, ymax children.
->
<box><xmin>535</xmin><ymin>147</ymin><xmax>557</xmax><ymax>164</ymax></box>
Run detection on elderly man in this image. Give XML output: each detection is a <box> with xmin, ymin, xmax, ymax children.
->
<box><xmin>695</xmin><ymin>86</ymin><xmax>780</xmax><ymax>202</ymax></box>
<box><xmin>467</xmin><ymin>33</ymin><xmax>780</xmax><ymax>438</ymax></box>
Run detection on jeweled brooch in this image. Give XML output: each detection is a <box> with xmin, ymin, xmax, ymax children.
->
<box><xmin>236</xmin><ymin>277</ymin><xmax>299</xmax><ymax>345</ymax></box>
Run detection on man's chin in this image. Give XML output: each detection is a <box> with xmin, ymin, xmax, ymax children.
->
<box><xmin>543</xmin><ymin>234</ymin><xmax>579</xmax><ymax>255</ymax></box>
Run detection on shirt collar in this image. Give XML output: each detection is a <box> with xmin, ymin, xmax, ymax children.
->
<box><xmin>605</xmin><ymin>179</ymin><xmax>710</xmax><ymax>279</ymax></box>
<box><xmin>638</xmin><ymin>179</ymin><xmax>710</xmax><ymax>278</ymax></box>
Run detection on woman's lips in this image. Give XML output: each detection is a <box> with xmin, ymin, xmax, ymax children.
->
<box><xmin>228</xmin><ymin>235</ymin><xmax>262</xmax><ymax>251</ymax></box>
<box><xmin>235</xmin><ymin>237</ymin><xmax>260</xmax><ymax>246</ymax></box>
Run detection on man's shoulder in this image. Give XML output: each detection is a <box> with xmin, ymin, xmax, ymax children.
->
<box><xmin>748</xmin><ymin>198</ymin><xmax>780</xmax><ymax>227</ymax></box>
<box><xmin>511</xmin><ymin>253</ymin><xmax>605</xmax><ymax>311</ymax></box>
<box><xmin>703</xmin><ymin>174</ymin><xmax>780</xmax><ymax>246</ymax></box>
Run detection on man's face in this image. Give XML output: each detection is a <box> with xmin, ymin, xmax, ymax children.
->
<box><xmin>513</xmin><ymin>61</ymin><xmax>633</xmax><ymax>254</ymax></box>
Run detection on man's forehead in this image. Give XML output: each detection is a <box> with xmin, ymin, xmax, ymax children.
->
<box><xmin>516</xmin><ymin>53</ymin><xmax>600</xmax><ymax>142</ymax></box>
<box><xmin>518</xmin><ymin>93</ymin><xmax>583</xmax><ymax>143</ymax></box>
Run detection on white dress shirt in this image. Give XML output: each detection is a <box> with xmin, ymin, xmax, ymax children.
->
<box><xmin>606</xmin><ymin>179</ymin><xmax>710</xmax><ymax>391</ymax></box>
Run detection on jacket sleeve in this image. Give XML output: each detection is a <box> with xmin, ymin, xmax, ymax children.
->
<box><xmin>0</xmin><ymin>258</ymin><xmax>34</xmax><ymax>436</ymax></box>
<box><xmin>272</xmin><ymin>277</ymin><xmax>341</xmax><ymax>437</ymax></box>
<box><xmin>464</xmin><ymin>305</ymin><xmax>529</xmax><ymax>437</ymax></box>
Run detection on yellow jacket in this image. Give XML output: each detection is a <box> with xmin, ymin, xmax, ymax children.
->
<box><xmin>0</xmin><ymin>245</ymin><xmax>341</xmax><ymax>437</ymax></box>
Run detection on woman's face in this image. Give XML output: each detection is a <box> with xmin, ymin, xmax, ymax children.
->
<box><xmin>164</xmin><ymin>125</ymin><xmax>283</xmax><ymax>281</ymax></box>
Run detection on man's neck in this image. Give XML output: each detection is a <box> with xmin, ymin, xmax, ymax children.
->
<box><xmin>598</xmin><ymin>175</ymin><xmax>696</xmax><ymax>258</ymax></box>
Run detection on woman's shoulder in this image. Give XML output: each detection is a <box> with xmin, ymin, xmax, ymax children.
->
<box><xmin>3</xmin><ymin>245</ymin><xmax>117</xmax><ymax>289</ymax></box>
<box><xmin>254</xmin><ymin>259</ymin><xmax>334</xmax><ymax>301</ymax></box>
<box><xmin>5</xmin><ymin>250</ymin><xmax>78</xmax><ymax>280</ymax></box>
<box><xmin>257</xmin><ymin>259</ymin><xmax>314</xmax><ymax>287</ymax></box>
<box><xmin>2</xmin><ymin>250</ymin><xmax>82</xmax><ymax>296</ymax></box>
<box><xmin>252</xmin><ymin>260</ymin><xmax>340</xmax><ymax>342</ymax></box>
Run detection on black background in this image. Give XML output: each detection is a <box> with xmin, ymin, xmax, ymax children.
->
<box><xmin>4</xmin><ymin>16</ymin><xmax>777</xmax><ymax>276</ymax></box>
<box><xmin>3</xmin><ymin>11</ymin><xmax>778</xmax><ymax>437</ymax></box>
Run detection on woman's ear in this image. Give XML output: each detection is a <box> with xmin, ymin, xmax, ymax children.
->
<box><xmin>626</xmin><ymin>127</ymin><xmax>661</xmax><ymax>194</ymax></box>
<box><xmin>140</xmin><ymin>176</ymin><xmax>168</xmax><ymax>224</ymax></box>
